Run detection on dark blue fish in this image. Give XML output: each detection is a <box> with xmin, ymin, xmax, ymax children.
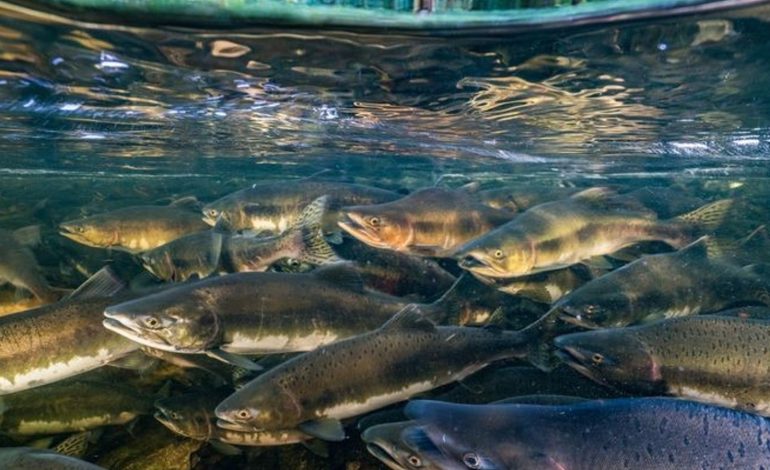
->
<box><xmin>404</xmin><ymin>398</ymin><xmax>770</xmax><ymax>469</ymax></box>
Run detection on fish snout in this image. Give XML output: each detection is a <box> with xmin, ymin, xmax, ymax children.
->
<box><xmin>458</xmin><ymin>254</ymin><xmax>488</xmax><ymax>269</ymax></box>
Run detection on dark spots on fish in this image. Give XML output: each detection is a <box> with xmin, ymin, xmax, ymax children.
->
<box><xmin>668</xmin><ymin>452</ymin><xmax>675</xmax><ymax>463</ymax></box>
<box><xmin>658</xmin><ymin>416</ymin><xmax>668</xmax><ymax>434</ymax></box>
<box><xmin>727</xmin><ymin>449</ymin><xmax>734</xmax><ymax>463</ymax></box>
<box><xmin>645</xmin><ymin>442</ymin><xmax>653</xmax><ymax>457</ymax></box>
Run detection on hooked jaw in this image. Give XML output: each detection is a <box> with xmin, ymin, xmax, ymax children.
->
<box><xmin>557</xmin><ymin>305</ymin><xmax>597</xmax><ymax>329</ymax></box>
<box><xmin>102</xmin><ymin>307</ymin><xmax>177</xmax><ymax>352</ymax></box>
<box><xmin>58</xmin><ymin>222</ymin><xmax>89</xmax><ymax>244</ymax></box>
<box><xmin>457</xmin><ymin>252</ymin><xmax>508</xmax><ymax>279</ymax></box>
<box><xmin>338</xmin><ymin>212</ymin><xmax>387</xmax><ymax>248</ymax></box>
<box><xmin>553</xmin><ymin>337</ymin><xmax>609</xmax><ymax>386</ymax></box>
<box><xmin>214</xmin><ymin>404</ymin><xmax>263</xmax><ymax>433</ymax></box>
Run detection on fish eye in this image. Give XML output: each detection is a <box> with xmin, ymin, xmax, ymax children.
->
<box><xmin>288</xmin><ymin>259</ymin><xmax>300</xmax><ymax>267</ymax></box>
<box><xmin>462</xmin><ymin>452</ymin><xmax>481</xmax><ymax>469</ymax></box>
<box><xmin>493</xmin><ymin>249</ymin><xmax>504</xmax><ymax>259</ymax></box>
<box><xmin>236</xmin><ymin>409</ymin><xmax>251</xmax><ymax>420</ymax></box>
<box><xmin>170</xmin><ymin>411</ymin><xmax>181</xmax><ymax>420</ymax></box>
<box><xmin>592</xmin><ymin>353</ymin><xmax>604</xmax><ymax>365</ymax></box>
<box><xmin>144</xmin><ymin>316</ymin><xmax>162</xmax><ymax>329</ymax></box>
<box><xmin>368</xmin><ymin>216</ymin><xmax>381</xmax><ymax>227</ymax></box>
<box><xmin>585</xmin><ymin>305</ymin><xmax>597</xmax><ymax>315</ymax></box>
<box><xmin>207</xmin><ymin>209</ymin><xmax>219</xmax><ymax>218</ymax></box>
<box><xmin>407</xmin><ymin>455</ymin><xmax>422</xmax><ymax>467</ymax></box>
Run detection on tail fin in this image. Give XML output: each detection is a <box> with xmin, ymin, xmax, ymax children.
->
<box><xmin>674</xmin><ymin>198</ymin><xmax>733</xmax><ymax>231</ymax></box>
<box><xmin>518</xmin><ymin>308</ymin><xmax>567</xmax><ymax>372</ymax></box>
<box><xmin>294</xmin><ymin>196</ymin><xmax>342</xmax><ymax>266</ymax></box>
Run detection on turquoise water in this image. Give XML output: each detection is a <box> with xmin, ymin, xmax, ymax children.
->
<box><xmin>1</xmin><ymin>1</ymin><xmax>770</xmax><ymax>469</ymax></box>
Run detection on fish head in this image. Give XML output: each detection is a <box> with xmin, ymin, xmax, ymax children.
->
<box><xmin>404</xmin><ymin>402</ymin><xmax>512</xmax><ymax>470</ymax></box>
<box><xmin>454</xmin><ymin>237</ymin><xmax>534</xmax><ymax>279</ymax></box>
<box><xmin>139</xmin><ymin>249</ymin><xmax>177</xmax><ymax>282</ymax></box>
<box><xmin>59</xmin><ymin>215</ymin><xmax>118</xmax><ymax>248</ymax></box>
<box><xmin>103</xmin><ymin>288</ymin><xmax>221</xmax><ymax>353</ymax></box>
<box><xmin>556</xmin><ymin>290</ymin><xmax>631</xmax><ymax>329</ymax></box>
<box><xmin>362</xmin><ymin>421</ymin><xmax>440</xmax><ymax>470</ymax></box>
<box><xmin>154</xmin><ymin>399</ymin><xmax>211</xmax><ymax>440</ymax></box>
<box><xmin>215</xmin><ymin>384</ymin><xmax>300</xmax><ymax>432</ymax></box>
<box><xmin>202</xmin><ymin>193</ymin><xmax>251</xmax><ymax>231</ymax></box>
<box><xmin>554</xmin><ymin>330</ymin><xmax>662</xmax><ymax>392</ymax></box>
<box><xmin>338</xmin><ymin>206</ymin><xmax>409</xmax><ymax>251</ymax></box>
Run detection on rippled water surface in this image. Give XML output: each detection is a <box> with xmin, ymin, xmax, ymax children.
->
<box><xmin>1</xmin><ymin>1</ymin><xmax>770</xmax><ymax>468</ymax></box>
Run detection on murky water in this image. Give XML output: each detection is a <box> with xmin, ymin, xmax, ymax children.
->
<box><xmin>1</xmin><ymin>1</ymin><xmax>770</xmax><ymax>469</ymax></box>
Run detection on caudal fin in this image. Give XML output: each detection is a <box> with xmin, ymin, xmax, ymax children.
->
<box><xmin>518</xmin><ymin>308</ymin><xmax>569</xmax><ymax>372</ymax></box>
<box><xmin>674</xmin><ymin>198</ymin><xmax>733</xmax><ymax>231</ymax></box>
<box><xmin>294</xmin><ymin>196</ymin><xmax>342</xmax><ymax>266</ymax></box>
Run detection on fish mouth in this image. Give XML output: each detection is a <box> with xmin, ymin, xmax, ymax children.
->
<box><xmin>365</xmin><ymin>442</ymin><xmax>407</xmax><ymax>470</ymax></box>
<box><xmin>216</xmin><ymin>419</ymin><xmax>258</xmax><ymax>432</ymax></box>
<box><xmin>337</xmin><ymin>212</ymin><xmax>388</xmax><ymax>248</ymax></box>
<box><xmin>102</xmin><ymin>317</ymin><xmax>177</xmax><ymax>352</ymax></box>
<box><xmin>553</xmin><ymin>342</ymin><xmax>608</xmax><ymax>386</ymax></box>
<box><xmin>557</xmin><ymin>306</ymin><xmax>599</xmax><ymax>329</ymax></box>
<box><xmin>58</xmin><ymin>224</ymin><xmax>90</xmax><ymax>244</ymax></box>
<box><xmin>153</xmin><ymin>411</ymin><xmax>178</xmax><ymax>431</ymax></box>
<box><xmin>457</xmin><ymin>253</ymin><xmax>509</xmax><ymax>279</ymax></box>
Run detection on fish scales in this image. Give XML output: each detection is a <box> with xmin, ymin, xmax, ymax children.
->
<box><xmin>556</xmin><ymin>315</ymin><xmax>770</xmax><ymax>414</ymax></box>
<box><xmin>214</xmin><ymin>306</ymin><xmax>533</xmax><ymax>438</ymax></box>
<box><xmin>405</xmin><ymin>398</ymin><xmax>770</xmax><ymax>469</ymax></box>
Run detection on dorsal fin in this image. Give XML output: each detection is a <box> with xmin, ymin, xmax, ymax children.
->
<box><xmin>674</xmin><ymin>198</ymin><xmax>733</xmax><ymax>230</ymax></box>
<box><xmin>459</xmin><ymin>181</ymin><xmax>481</xmax><ymax>193</ymax></box>
<box><xmin>66</xmin><ymin>266</ymin><xmax>125</xmax><ymax>300</ymax></box>
<box><xmin>570</xmin><ymin>187</ymin><xmax>616</xmax><ymax>201</ymax></box>
<box><xmin>294</xmin><ymin>196</ymin><xmax>342</xmax><ymax>266</ymax></box>
<box><xmin>12</xmin><ymin>225</ymin><xmax>41</xmax><ymax>247</ymax></box>
<box><xmin>169</xmin><ymin>196</ymin><xmax>201</xmax><ymax>210</ymax></box>
<box><xmin>380</xmin><ymin>304</ymin><xmax>436</xmax><ymax>332</ymax></box>
<box><xmin>312</xmin><ymin>262</ymin><xmax>364</xmax><ymax>292</ymax></box>
<box><xmin>674</xmin><ymin>236</ymin><xmax>710</xmax><ymax>260</ymax></box>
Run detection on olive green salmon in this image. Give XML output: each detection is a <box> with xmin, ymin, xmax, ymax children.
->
<box><xmin>214</xmin><ymin>305</ymin><xmax>537</xmax><ymax>441</ymax></box>
<box><xmin>338</xmin><ymin>187</ymin><xmax>514</xmax><ymax>258</ymax></box>
<box><xmin>556</xmin><ymin>314</ymin><xmax>770</xmax><ymax>415</ymax></box>
<box><xmin>59</xmin><ymin>204</ymin><xmax>208</xmax><ymax>253</ymax></box>
<box><xmin>0</xmin><ymin>268</ymin><xmax>138</xmax><ymax>394</ymax></box>
<box><xmin>0</xmin><ymin>227</ymin><xmax>58</xmax><ymax>303</ymax></box>
<box><xmin>103</xmin><ymin>264</ymin><xmax>446</xmax><ymax>366</ymax></box>
<box><xmin>454</xmin><ymin>187</ymin><xmax>732</xmax><ymax>278</ymax></box>
<box><xmin>0</xmin><ymin>380</ymin><xmax>154</xmax><ymax>435</ymax></box>
<box><xmin>202</xmin><ymin>180</ymin><xmax>400</xmax><ymax>233</ymax></box>
<box><xmin>154</xmin><ymin>389</ymin><xmax>312</xmax><ymax>447</ymax></box>
<box><xmin>556</xmin><ymin>237</ymin><xmax>770</xmax><ymax>328</ymax></box>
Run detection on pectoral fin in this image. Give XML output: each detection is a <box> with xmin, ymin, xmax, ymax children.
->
<box><xmin>297</xmin><ymin>418</ymin><xmax>346</xmax><ymax>442</ymax></box>
<box><xmin>204</xmin><ymin>349</ymin><xmax>263</xmax><ymax>371</ymax></box>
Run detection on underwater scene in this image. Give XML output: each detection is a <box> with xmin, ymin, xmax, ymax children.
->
<box><xmin>1</xmin><ymin>0</ymin><xmax>770</xmax><ymax>468</ymax></box>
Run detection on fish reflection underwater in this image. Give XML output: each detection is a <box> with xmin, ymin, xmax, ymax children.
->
<box><xmin>1</xmin><ymin>173</ymin><xmax>770</xmax><ymax>470</ymax></box>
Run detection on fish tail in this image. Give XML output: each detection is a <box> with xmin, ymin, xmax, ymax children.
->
<box><xmin>518</xmin><ymin>309</ymin><xmax>565</xmax><ymax>372</ymax></box>
<box><xmin>296</xmin><ymin>196</ymin><xmax>342</xmax><ymax>266</ymax></box>
<box><xmin>425</xmin><ymin>274</ymin><xmax>470</xmax><ymax>325</ymax></box>
<box><xmin>674</xmin><ymin>198</ymin><xmax>734</xmax><ymax>231</ymax></box>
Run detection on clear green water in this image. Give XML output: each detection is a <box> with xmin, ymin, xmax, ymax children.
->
<box><xmin>0</xmin><ymin>1</ymin><xmax>770</xmax><ymax>469</ymax></box>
